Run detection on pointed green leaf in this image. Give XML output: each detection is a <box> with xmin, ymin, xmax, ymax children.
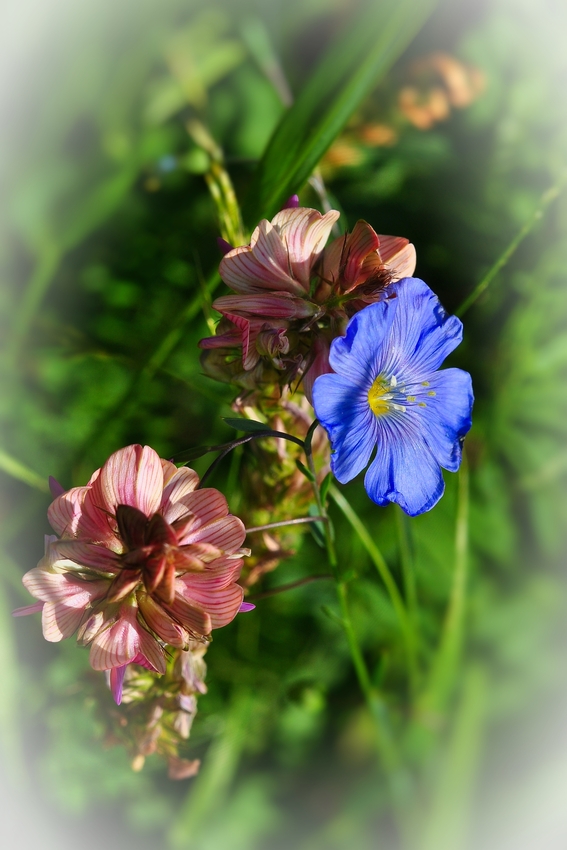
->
<box><xmin>243</xmin><ymin>0</ymin><xmax>438</xmax><ymax>224</ymax></box>
<box><xmin>223</xmin><ymin>417</ymin><xmax>270</xmax><ymax>433</ymax></box>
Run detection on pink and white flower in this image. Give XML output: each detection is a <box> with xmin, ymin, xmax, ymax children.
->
<box><xmin>15</xmin><ymin>445</ymin><xmax>249</xmax><ymax>702</ymax></box>
<box><xmin>199</xmin><ymin>207</ymin><xmax>416</xmax><ymax>401</ymax></box>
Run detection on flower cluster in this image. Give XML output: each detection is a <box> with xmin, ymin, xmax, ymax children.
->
<box><xmin>199</xmin><ymin>206</ymin><xmax>416</xmax><ymax>401</ymax></box>
<box><xmin>15</xmin><ymin>445</ymin><xmax>249</xmax><ymax>703</ymax></box>
<box><xmin>15</xmin><ymin>201</ymin><xmax>474</xmax><ymax>779</ymax></box>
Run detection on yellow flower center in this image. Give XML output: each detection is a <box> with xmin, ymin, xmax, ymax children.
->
<box><xmin>368</xmin><ymin>375</ymin><xmax>393</xmax><ymax>417</ymax></box>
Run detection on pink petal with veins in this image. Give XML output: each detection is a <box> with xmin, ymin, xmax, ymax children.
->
<box><xmin>138</xmin><ymin>593</ymin><xmax>188</xmax><ymax>648</ymax></box>
<box><xmin>272</xmin><ymin>208</ymin><xmax>340</xmax><ymax>288</ymax></box>
<box><xmin>213</xmin><ymin>293</ymin><xmax>315</xmax><ymax>320</ymax></box>
<box><xmin>380</xmin><ymin>239</ymin><xmax>417</xmax><ymax>279</ymax></box>
<box><xmin>93</xmin><ymin>445</ymin><xmax>164</xmax><ymax>518</ymax></box>
<box><xmin>165</xmin><ymin>591</ymin><xmax>212</xmax><ymax>636</ymax></box>
<box><xmin>181</xmin><ymin>581</ymin><xmax>244</xmax><ymax>629</ymax></box>
<box><xmin>89</xmin><ymin>603</ymin><xmax>147</xmax><ymax>670</ymax></box>
<box><xmin>50</xmin><ymin>540</ymin><xmax>121</xmax><ymax>572</ymax></box>
<box><xmin>42</xmin><ymin>601</ymin><xmax>87</xmax><ymax>641</ymax></box>
<box><xmin>160</xmin><ymin>466</ymin><xmax>200</xmax><ymax>517</ymax></box>
<box><xmin>172</xmin><ymin>489</ymin><xmax>229</xmax><ymax>531</ymax></box>
<box><xmin>184</xmin><ymin>515</ymin><xmax>246</xmax><ymax>553</ymax></box>
<box><xmin>22</xmin><ymin>567</ymin><xmax>108</xmax><ymax>604</ymax></box>
<box><xmin>47</xmin><ymin>486</ymin><xmax>90</xmax><ymax>537</ymax></box>
<box><xmin>181</xmin><ymin>557</ymin><xmax>243</xmax><ymax>591</ymax></box>
<box><xmin>221</xmin><ymin>222</ymin><xmax>303</xmax><ymax>296</ymax></box>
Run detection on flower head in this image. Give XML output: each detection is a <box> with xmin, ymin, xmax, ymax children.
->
<box><xmin>15</xmin><ymin>445</ymin><xmax>249</xmax><ymax>701</ymax></box>
<box><xmin>312</xmin><ymin>278</ymin><xmax>473</xmax><ymax>516</ymax></box>
<box><xmin>199</xmin><ymin>206</ymin><xmax>415</xmax><ymax>401</ymax></box>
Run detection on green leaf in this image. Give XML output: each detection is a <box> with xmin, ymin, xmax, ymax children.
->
<box><xmin>295</xmin><ymin>458</ymin><xmax>315</xmax><ymax>482</ymax></box>
<box><xmin>308</xmin><ymin>503</ymin><xmax>326</xmax><ymax>548</ymax></box>
<box><xmin>223</xmin><ymin>417</ymin><xmax>270</xmax><ymax>433</ymax></box>
<box><xmin>320</xmin><ymin>471</ymin><xmax>333</xmax><ymax>504</ymax></box>
<box><xmin>175</xmin><ymin>445</ymin><xmax>220</xmax><ymax>463</ymax></box>
<box><xmin>243</xmin><ymin>0</ymin><xmax>438</xmax><ymax>223</ymax></box>
<box><xmin>320</xmin><ymin>605</ymin><xmax>345</xmax><ymax>628</ymax></box>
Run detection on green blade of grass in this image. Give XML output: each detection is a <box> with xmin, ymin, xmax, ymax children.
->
<box><xmin>456</xmin><ymin>174</ymin><xmax>566</xmax><ymax>317</ymax></box>
<box><xmin>329</xmin><ymin>486</ymin><xmax>418</xmax><ymax>693</ymax></box>
<box><xmin>419</xmin><ymin>665</ymin><xmax>487</xmax><ymax>850</ymax></box>
<box><xmin>421</xmin><ymin>456</ymin><xmax>469</xmax><ymax>716</ymax></box>
<box><xmin>167</xmin><ymin>689</ymin><xmax>253</xmax><ymax>848</ymax></box>
<box><xmin>0</xmin><ymin>448</ymin><xmax>50</xmax><ymax>493</ymax></box>
<box><xmin>243</xmin><ymin>0</ymin><xmax>438</xmax><ymax>224</ymax></box>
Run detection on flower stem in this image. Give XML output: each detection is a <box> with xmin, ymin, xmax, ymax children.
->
<box><xmin>329</xmin><ymin>485</ymin><xmax>419</xmax><ymax>694</ymax></box>
<box><xmin>303</xmin><ymin>425</ymin><xmax>403</xmax><ymax>778</ymax></box>
<box><xmin>247</xmin><ymin>574</ymin><xmax>332</xmax><ymax>601</ymax></box>
<box><xmin>456</xmin><ymin>174</ymin><xmax>566</xmax><ymax>317</ymax></box>
<box><xmin>245</xmin><ymin>515</ymin><xmax>326</xmax><ymax>534</ymax></box>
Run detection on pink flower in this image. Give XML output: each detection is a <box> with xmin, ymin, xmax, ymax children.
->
<box><xmin>199</xmin><ymin>207</ymin><xmax>416</xmax><ymax>401</ymax></box>
<box><xmin>15</xmin><ymin>445</ymin><xmax>249</xmax><ymax>702</ymax></box>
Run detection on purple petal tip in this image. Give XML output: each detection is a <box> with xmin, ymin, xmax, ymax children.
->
<box><xmin>239</xmin><ymin>601</ymin><xmax>256</xmax><ymax>613</ymax></box>
<box><xmin>108</xmin><ymin>665</ymin><xmax>127</xmax><ymax>705</ymax></box>
<box><xmin>217</xmin><ymin>237</ymin><xmax>234</xmax><ymax>256</ymax></box>
<box><xmin>49</xmin><ymin>476</ymin><xmax>66</xmax><ymax>498</ymax></box>
<box><xmin>281</xmin><ymin>194</ymin><xmax>299</xmax><ymax>210</ymax></box>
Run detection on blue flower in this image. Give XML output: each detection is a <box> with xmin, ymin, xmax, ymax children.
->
<box><xmin>312</xmin><ymin>278</ymin><xmax>473</xmax><ymax>516</ymax></box>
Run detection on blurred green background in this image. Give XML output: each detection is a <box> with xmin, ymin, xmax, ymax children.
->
<box><xmin>1</xmin><ymin>0</ymin><xmax>566</xmax><ymax>847</ymax></box>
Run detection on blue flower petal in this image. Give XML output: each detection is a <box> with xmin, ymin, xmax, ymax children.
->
<box><xmin>313</xmin><ymin>374</ymin><xmax>377</xmax><ymax>482</ymax></box>
<box><xmin>364</xmin><ymin>416</ymin><xmax>445</xmax><ymax>516</ymax></box>
<box><xmin>329</xmin><ymin>297</ymin><xmax>397</xmax><ymax>382</ymax></box>
<box><xmin>412</xmin><ymin>368</ymin><xmax>473</xmax><ymax>472</ymax></box>
<box><xmin>383</xmin><ymin>279</ymin><xmax>463</xmax><ymax>381</ymax></box>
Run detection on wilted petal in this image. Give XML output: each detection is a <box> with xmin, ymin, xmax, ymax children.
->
<box><xmin>107</xmin><ymin>568</ymin><xmax>142</xmax><ymax>603</ymax></box>
<box><xmin>301</xmin><ymin>335</ymin><xmax>333</xmax><ymax>404</ymax></box>
<box><xmin>168</xmin><ymin>756</ymin><xmax>201</xmax><ymax>780</ymax></box>
<box><xmin>166</xmin><ymin>591</ymin><xmax>212</xmax><ymax>636</ymax></box>
<box><xmin>137</xmin><ymin>626</ymin><xmax>166</xmax><ymax>674</ymax></box>
<box><xmin>329</xmin><ymin>220</ymin><xmax>381</xmax><ymax>292</ymax></box>
<box><xmin>138</xmin><ymin>592</ymin><xmax>188</xmax><ymax>648</ymax></box>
